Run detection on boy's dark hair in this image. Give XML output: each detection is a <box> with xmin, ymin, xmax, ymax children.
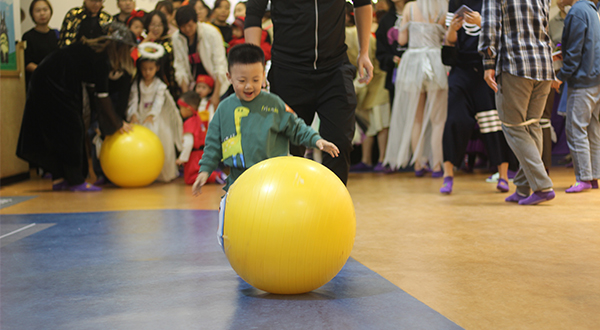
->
<box><xmin>175</xmin><ymin>5</ymin><xmax>197</xmax><ymax>27</ymax></box>
<box><xmin>180</xmin><ymin>91</ymin><xmax>201</xmax><ymax>110</ymax></box>
<box><xmin>227</xmin><ymin>44</ymin><xmax>265</xmax><ymax>71</ymax></box>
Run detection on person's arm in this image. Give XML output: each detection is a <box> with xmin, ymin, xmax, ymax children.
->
<box><xmin>445</xmin><ymin>14</ymin><xmax>464</xmax><ymax>46</ymax></box>
<box><xmin>198</xmin><ymin>108</ymin><xmax>223</xmax><ymax>176</ymax></box>
<box><xmin>354</xmin><ymin>3</ymin><xmax>374</xmax><ymax>84</ymax></box>
<box><xmin>177</xmin><ymin>133</ymin><xmax>195</xmax><ymax>164</ymax></box>
<box><xmin>478</xmin><ymin>0</ymin><xmax>501</xmax><ymax>92</ymax></box>
<box><xmin>398</xmin><ymin>4</ymin><xmax>411</xmax><ymax>46</ymax></box>
<box><xmin>146</xmin><ymin>82</ymin><xmax>167</xmax><ymax>123</ymax></box>
<box><xmin>556</xmin><ymin>15</ymin><xmax>585</xmax><ymax>84</ymax></box>
<box><xmin>172</xmin><ymin>32</ymin><xmax>191</xmax><ymax>92</ymax></box>
<box><xmin>126</xmin><ymin>82</ymin><xmax>139</xmax><ymax>122</ymax></box>
<box><xmin>375</xmin><ymin>21</ymin><xmax>396</xmax><ymax>72</ymax></box>
<box><xmin>244</xmin><ymin>0</ymin><xmax>269</xmax><ymax>45</ymax></box>
<box><xmin>58</xmin><ymin>10</ymin><xmax>74</xmax><ymax>48</ymax></box>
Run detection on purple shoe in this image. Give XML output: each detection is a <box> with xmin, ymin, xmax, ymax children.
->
<box><xmin>497</xmin><ymin>178</ymin><xmax>509</xmax><ymax>192</ymax></box>
<box><xmin>507</xmin><ymin>170</ymin><xmax>517</xmax><ymax>180</ymax></box>
<box><xmin>518</xmin><ymin>190</ymin><xmax>555</xmax><ymax>205</ymax></box>
<box><xmin>350</xmin><ymin>162</ymin><xmax>373</xmax><ymax>173</ymax></box>
<box><xmin>52</xmin><ymin>181</ymin><xmax>69</xmax><ymax>191</ymax></box>
<box><xmin>565</xmin><ymin>181</ymin><xmax>592</xmax><ymax>193</ymax></box>
<box><xmin>69</xmin><ymin>183</ymin><xmax>102</xmax><ymax>192</ymax></box>
<box><xmin>505</xmin><ymin>192</ymin><xmax>528</xmax><ymax>203</ymax></box>
<box><xmin>415</xmin><ymin>168</ymin><xmax>427</xmax><ymax>177</ymax></box>
<box><xmin>373</xmin><ymin>162</ymin><xmax>386</xmax><ymax>172</ymax></box>
<box><xmin>93</xmin><ymin>177</ymin><xmax>108</xmax><ymax>186</ymax></box>
<box><xmin>591</xmin><ymin>179</ymin><xmax>598</xmax><ymax>189</ymax></box>
<box><xmin>440</xmin><ymin>177</ymin><xmax>453</xmax><ymax>194</ymax></box>
<box><xmin>431</xmin><ymin>170</ymin><xmax>443</xmax><ymax>178</ymax></box>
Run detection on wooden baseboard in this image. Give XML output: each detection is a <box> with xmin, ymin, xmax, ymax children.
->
<box><xmin>0</xmin><ymin>172</ymin><xmax>30</xmax><ymax>187</ymax></box>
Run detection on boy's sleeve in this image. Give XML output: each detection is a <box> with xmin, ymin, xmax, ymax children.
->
<box><xmin>199</xmin><ymin>108</ymin><xmax>223</xmax><ymax>175</ymax></box>
<box><xmin>557</xmin><ymin>15</ymin><xmax>586</xmax><ymax>83</ymax></box>
<box><xmin>281</xmin><ymin>111</ymin><xmax>321</xmax><ymax>148</ymax></box>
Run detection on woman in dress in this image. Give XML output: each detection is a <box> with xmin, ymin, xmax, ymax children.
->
<box><xmin>383</xmin><ymin>0</ymin><xmax>448</xmax><ymax>176</ymax></box>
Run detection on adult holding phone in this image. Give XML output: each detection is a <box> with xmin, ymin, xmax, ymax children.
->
<box><xmin>440</xmin><ymin>0</ymin><xmax>516</xmax><ymax>194</ymax></box>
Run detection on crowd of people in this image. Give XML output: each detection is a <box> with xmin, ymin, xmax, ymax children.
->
<box><xmin>16</xmin><ymin>0</ymin><xmax>600</xmax><ymax>205</ymax></box>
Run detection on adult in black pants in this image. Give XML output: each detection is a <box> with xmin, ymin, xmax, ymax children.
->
<box><xmin>244</xmin><ymin>0</ymin><xmax>374</xmax><ymax>185</ymax></box>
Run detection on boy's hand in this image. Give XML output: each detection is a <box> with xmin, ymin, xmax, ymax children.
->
<box><xmin>143</xmin><ymin>115</ymin><xmax>155</xmax><ymax>125</ymax></box>
<box><xmin>176</xmin><ymin>159</ymin><xmax>186</xmax><ymax>166</ymax></box>
<box><xmin>316</xmin><ymin>139</ymin><xmax>340</xmax><ymax>158</ymax></box>
<box><xmin>192</xmin><ymin>172</ymin><xmax>209</xmax><ymax>196</ymax></box>
<box><xmin>130</xmin><ymin>115</ymin><xmax>139</xmax><ymax>124</ymax></box>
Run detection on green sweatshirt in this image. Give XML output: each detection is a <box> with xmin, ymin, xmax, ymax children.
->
<box><xmin>199</xmin><ymin>91</ymin><xmax>321</xmax><ymax>191</ymax></box>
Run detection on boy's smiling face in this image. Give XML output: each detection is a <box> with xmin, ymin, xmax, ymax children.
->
<box><xmin>227</xmin><ymin>62</ymin><xmax>265</xmax><ymax>102</ymax></box>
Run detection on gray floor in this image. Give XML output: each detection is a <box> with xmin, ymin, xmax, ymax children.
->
<box><xmin>1</xmin><ymin>210</ymin><xmax>462</xmax><ymax>329</ymax></box>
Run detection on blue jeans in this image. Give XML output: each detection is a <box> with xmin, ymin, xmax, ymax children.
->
<box><xmin>565</xmin><ymin>84</ymin><xmax>600</xmax><ymax>181</ymax></box>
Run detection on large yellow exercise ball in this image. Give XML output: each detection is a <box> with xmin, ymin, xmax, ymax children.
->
<box><xmin>100</xmin><ymin>124</ymin><xmax>164</xmax><ymax>188</ymax></box>
<box><xmin>223</xmin><ymin>156</ymin><xmax>356</xmax><ymax>294</ymax></box>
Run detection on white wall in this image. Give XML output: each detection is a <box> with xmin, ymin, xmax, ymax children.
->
<box><xmin>20</xmin><ymin>0</ymin><xmax>244</xmax><ymax>38</ymax></box>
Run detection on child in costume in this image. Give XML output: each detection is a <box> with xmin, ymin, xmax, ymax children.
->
<box><xmin>194</xmin><ymin>74</ymin><xmax>216</xmax><ymax>119</ymax></box>
<box><xmin>192</xmin><ymin>43</ymin><xmax>339</xmax><ymax>194</ymax></box>
<box><xmin>176</xmin><ymin>91</ymin><xmax>226</xmax><ymax>185</ymax></box>
<box><xmin>127</xmin><ymin>42</ymin><xmax>183</xmax><ymax>182</ymax></box>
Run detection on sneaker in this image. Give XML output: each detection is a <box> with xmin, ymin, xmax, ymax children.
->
<box><xmin>52</xmin><ymin>181</ymin><xmax>69</xmax><ymax>191</ymax></box>
<box><xmin>518</xmin><ymin>190</ymin><xmax>555</xmax><ymax>205</ymax></box>
<box><xmin>440</xmin><ymin>177</ymin><xmax>453</xmax><ymax>194</ymax></box>
<box><xmin>373</xmin><ymin>162</ymin><xmax>386</xmax><ymax>172</ymax></box>
<box><xmin>565</xmin><ymin>181</ymin><xmax>592</xmax><ymax>193</ymax></box>
<box><xmin>486</xmin><ymin>172</ymin><xmax>500</xmax><ymax>183</ymax></box>
<box><xmin>592</xmin><ymin>179</ymin><xmax>598</xmax><ymax>189</ymax></box>
<box><xmin>497</xmin><ymin>178</ymin><xmax>509</xmax><ymax>192</ymax></box>
<box><xmin>69</xmin><ymin>183</ymin><xmax>102</xmax><ymax>192</ymax></box>
<box><xmin>431</xmin><ymin>170</ymin><xmax>443</xmax><ymax>178</ymax></box>
<box><xmin>505</xmin><ymin>192</ymin><xmax>528</xmax><ymax>203</ymax></box>
<box><xmin>349</xmin><ymin>162</ymin><xmax>373</xmax><ymax>172</ymax></box>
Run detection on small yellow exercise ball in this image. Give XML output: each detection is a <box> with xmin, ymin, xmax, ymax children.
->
<box><xmin>100</xmin><ymin>124</ymin><xmax>164</xmax><ymax>188</ymax></box>
<box><xmin>223</xmin><ymin>156</ymin><xmax>356</xmax><ymax>294</ymax></box>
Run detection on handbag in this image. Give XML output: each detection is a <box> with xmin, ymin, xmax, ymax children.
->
<box><xmin>441</xmin><ymin>45</ymin><xmax>459</xmax><ymax>66</ymax></box>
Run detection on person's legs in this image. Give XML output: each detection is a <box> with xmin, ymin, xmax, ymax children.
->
<box><xmin>589</xmin><ymin>87</ymin><xmax>600</xmax><ymax>183</ymax></box>
<box><xmin>268</xmin><ymin>65</ymin><xmax>318</xmax><ymax>158</ymax></box>
<box><xmin>314</xmin><ymin>62</ymin><xmax>357</xmax><ymax>184</ymax></box>
<box><xmin>376</xmin><ymin>128</ymin><xmax>389</xmax><ymax>164</ymax></box>
<box><xmin>412</xmin><ymin>92</ymin><xmax>427</xmax><ymax>173</ymax></box>
<box><xmin>427</xmin><ymin>89</ymin><xmax>448</xmax><ymax>174</ymax></box>
<box><xmin>565</xmin><ymin>86</ymin><xmax>599</xmax><ymax>183</ymax></box>
<box><xmin>496</xmin><ymin>73</ymin><xmax>553</xmax><ymax>200</ymax></box>
<box><xmin>361</xmin><ymin>136</ymin><xmax>375</xmax><ymax>166</ymax></box>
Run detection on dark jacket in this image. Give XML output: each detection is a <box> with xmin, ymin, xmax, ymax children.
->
<box><xmin>375</xmin><ymin>9</ymin><xmax>406</xmax><ymax>92</ymax></box>
<box><xmin>58</xmin><ymin>6</ymin><xmax>112</xmax><ymax>47</ymax></box>
<box><xmin>557</xmin><ymin>0</ymin><xmax>600</xmax><ymax>88</ymax></box>
<box><xmin>245</xmin><ymin>0</ymin><xmax>371</xmax><ymax>72</ymax></box>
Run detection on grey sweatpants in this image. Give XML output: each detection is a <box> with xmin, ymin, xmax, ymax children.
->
<box><xmin>496</xmin><ymin>73</ymin><xmax>553</xmax><ymax>195</ymax></box>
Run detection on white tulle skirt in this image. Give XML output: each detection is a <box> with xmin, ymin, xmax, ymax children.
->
<box><xmin>384</xmin><ymin>47</ymin><xmax>448</xmax><ymax>170</ymax></box>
